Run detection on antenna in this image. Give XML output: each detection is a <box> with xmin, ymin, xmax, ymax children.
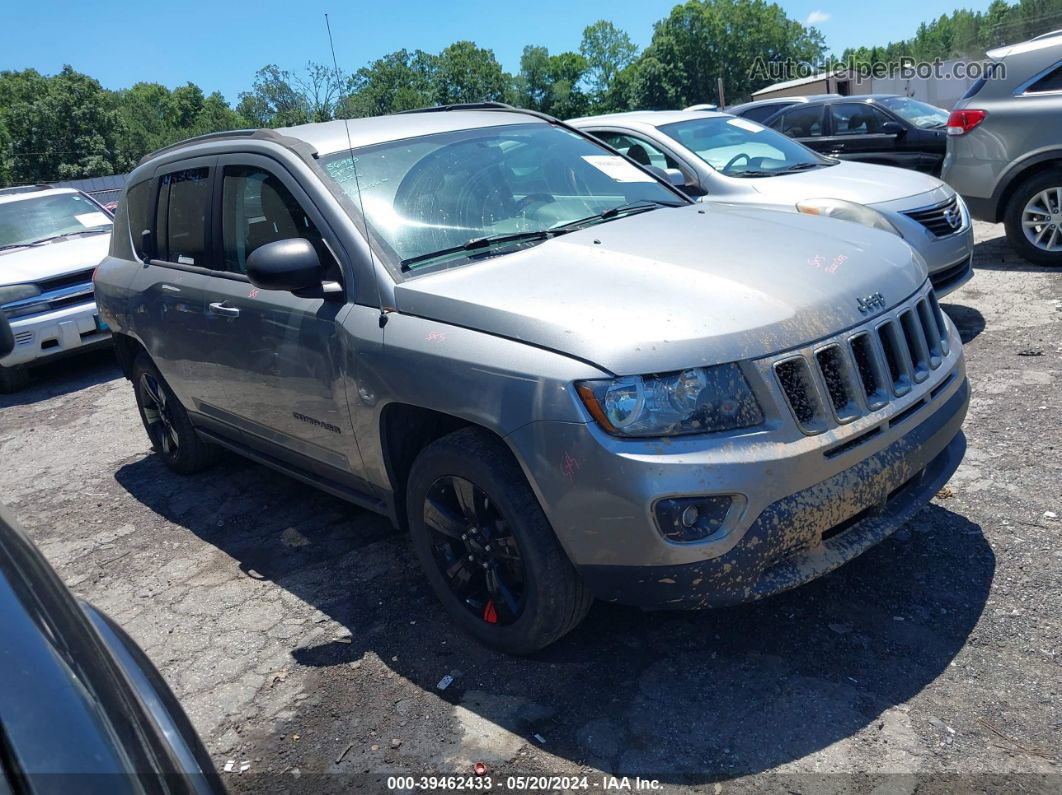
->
<box><xmin>325</xmin><ymin>12</ymin><xmax>391</xmax><ymax>326</ymax></box>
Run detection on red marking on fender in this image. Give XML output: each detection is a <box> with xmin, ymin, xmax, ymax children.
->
<box><xmin>248</xmin><ymin>287</ymin><xmax>260</xmax><ymax>299</ymax></box>
<box><xmin>562</xmin><ymin>452</ymin><xmax>580</xmax><ymax>481</ymax></box>
<box><xmin>483</xmin><ymin>600</ymin><xmax>498</xmax><ymax>624</ymax></box>
<box><xmin>426</xmin><ymin>331</ymin><xmax>447</xmax><ymax>343</ymax></box>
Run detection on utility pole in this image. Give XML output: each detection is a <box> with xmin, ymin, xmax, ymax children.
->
<box><xmin>717</xmin><ymin>77</ymin><xmax>726</xmax><ymax>110</ymax></box>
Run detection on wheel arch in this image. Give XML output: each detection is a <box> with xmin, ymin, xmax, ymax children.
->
<box><xmin>994</xmin><ymin>151</ymin><xmax>1062</xmax><ymax>224</ymax></box>
<box><xmin>111</xmin><ymin>332</ymin><xmax>149</xmax><ymax>381</ymax></box>
<box><xmin>380</xmin><ymin>403</ymin><xmax>522</xmax><ymax>532</ymax></box>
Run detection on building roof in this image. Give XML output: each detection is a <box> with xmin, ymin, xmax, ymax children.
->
<box><xmin>751</xmin><ymin>72</ymin><xmax>833</xmax><ymax>97</ymax></box>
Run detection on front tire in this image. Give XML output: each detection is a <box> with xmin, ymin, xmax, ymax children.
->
<box><xmin>1003</xmin><ymin>170</ymin><xmax>1062</xmax><ymax>266</ymax></box>
<box><xmin>406</xmin><ymin>427</ymin><xmax>592</xmax><ymax>654</ymax></box>
<box><xmin>132</xmin><ymin>353</ymin><xmax>217</xmax><ymax>474</ymax></box>
<box><xmin>0</xmin><ymin>364</ymin><xmax>30</xmax><ymax>394</ymax></box>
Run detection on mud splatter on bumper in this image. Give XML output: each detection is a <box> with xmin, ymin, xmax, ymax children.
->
<box><xmin>578</xmin><ymin>378</ymin><xmax>969</xmax><ymax>609</ymax></box>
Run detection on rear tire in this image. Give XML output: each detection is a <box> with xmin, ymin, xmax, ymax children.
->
<box><xmin>0</xmin><ymin>364</ymin><xmax>29</xmax><ymax>394</ymax></box>
<box><xmin>1003</xmin><ymin>169</ymin><xmax>1062</xmax><ymax>266</ymax></box>
<box><xmin>131</xmin><ymin>353</ymin><xmax>217</xmax><ymax>474</ymax></box>
<box><xmin>406</xmin><ymin>427</ymin><xmax>592</xmax><ymax>654</ymax></box>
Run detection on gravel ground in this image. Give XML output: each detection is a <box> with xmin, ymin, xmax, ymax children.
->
<box><xmin>1</xmin><ymin>220</ymin><xmax>1059</xmax><ymax>793</ymax></box>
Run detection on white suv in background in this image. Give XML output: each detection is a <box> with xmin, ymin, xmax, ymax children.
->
<box><xmin>0</xmin><ymin>185</ymin><xmax>113</xmax><ymax>392</ymax></box>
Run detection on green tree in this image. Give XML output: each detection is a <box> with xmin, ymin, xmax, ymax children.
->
<box><xmin>432</xmin><ymin>41</ymin><xmax>510</xmax><ymax>105</ymax></box>
<box><xmin>627</xmin><ymin>0</ymin><xmax>825</xmax><ymax>109</ymax></box>
<box><xmin>512</xmin><ymin>46</ymin><xmax>590</xmax><ymax>117</ymax></box>
<box><xmin>236</xmin><ymin>63</ymin><xmax>343</xmax><ymax>127</ymax></box>
<box><xmin>579</xmin><ymin>20</ymin><xmax>638</xmax><ymax>110</ymax></box>
<box><xmin>0</xmin><ymin>66</ymin><xmax>125</xmax><ymax>183</ymax></box>
<box><xmin>342</xmin><ymin>49</ymin><xmax>438</xmax><ymax>117</ymax></box>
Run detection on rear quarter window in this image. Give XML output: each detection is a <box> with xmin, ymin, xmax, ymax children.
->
<box><xmin>124</xmin><ymin>180</ymin><xmax>154</xmax><ymax>261</ymax></box>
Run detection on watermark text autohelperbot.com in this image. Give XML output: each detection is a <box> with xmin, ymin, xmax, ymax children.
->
<box><xmin>749</xmin><ymin>57</ymin><xmax>1005</xmax><ymax>82</ymax></box>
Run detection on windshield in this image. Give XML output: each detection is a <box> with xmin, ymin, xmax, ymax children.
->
<box><xmin>658</xmin><ymin>116</ymin><xmax>828</xmax><ymax>177</ymax></box>
<box><xmin>319</xmin><ymin>123</ymin><xmax>683</xmax><ymax>271</ymax></box>
<box><xmin>0</xmin><ymin>192</ymin><xmax>112</xmax><ymax>249</ymax></box>
<box><xmin>878</xmin><ymin>97</ymin><xmax>949</xmax><ymax>129</ymax></box>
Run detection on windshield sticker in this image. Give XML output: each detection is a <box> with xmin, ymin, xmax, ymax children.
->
<box><xmin>726</xmin><ymin>118</ymin><xmax>765</xmax><ymax>133</ymax></box>
<box><xmin>75</xmin><ymin>211</ymin><xmax>111</xmax><ymax>227</ymax></box>
<box><xmin>581</xmin><ymin>155</ymin><xmax>655</xmax><ymax>183</ymax></box>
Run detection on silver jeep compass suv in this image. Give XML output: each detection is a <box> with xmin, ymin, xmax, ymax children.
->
<box><xmin>94</xmin><ymin>105</ymin><xmax>969</xmax><ymax>653</ymax></box>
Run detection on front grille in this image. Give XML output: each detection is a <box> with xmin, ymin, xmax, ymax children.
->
<box><xmin>928</xmin><ymin>256</ymin><xmax>972</xmax><ymax>292</ymax></box>
<box><xmin>38</xmin><ymin>268</ymin><xmax>95</xmax><ymax>292</ymax></box>
<box><xmin>903</xmin><ymin>196</ymin><xmax>964</xmax><ymax>237</ymax></box>
<box><xmin>771</xmin><ymin>287</ymin><xmax>951</xmax><ymax>434</ymax></box>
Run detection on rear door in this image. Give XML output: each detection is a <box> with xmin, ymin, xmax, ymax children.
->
<box><xmin>823</xmin><ymin>102</ymin><xmax>904</xmax><ymax>166</ymax></box>
<box><xmin>201</xmin><ymin>153</ymin><xmax>366</xmax><ymax>483</ymax></box>
<box><xmin>768</xmin><ymin>104</ymin><xmax>827</xmax><ymax>153</ymax></box>
<box><xmin>128</xmin><ymin>157</ymin><xmax>223</xmax><ymax>412</ymax></box>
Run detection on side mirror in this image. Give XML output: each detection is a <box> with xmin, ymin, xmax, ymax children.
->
<box><xmin>881</xmin><ymin>121</ymin><xmax>905</xmax><ymax>136</ymax></box>
<box><xmin>664</xmin><ymin>168</ymin><xmax>687</xmax><ymax>187</ymax></box>
<box><xmin>246</xmin><ymin>238</ymin><xmax>322</xmax><ymax>293</ymax></box>
<box><xmin>0</xmin><ymin>313</ymin><xmax>13</xmax><ymax>359</ymax></box>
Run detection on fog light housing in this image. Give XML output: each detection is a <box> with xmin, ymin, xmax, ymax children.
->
<box><xmin>654</xmin><ymin>496</ymin><xmax>734</xmax><ymax>543</ymax></box>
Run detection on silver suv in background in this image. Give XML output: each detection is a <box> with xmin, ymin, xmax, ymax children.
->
<box><xmin>943</xmin><ymin>31</ymin><xmax>1062</xmax><ymax>264</ymax></box>
<box><xmin>94</xmin><ymin>106</ymin><xmax>968</xmax><ymax>653</ymax></box>
<box><xmin>570</xmin><ymin>111</ymin><xmax>974</xmax><ymax>295</ymax></box>
<box><xmin>0</xmin><ymin>185</ymin><xmax>113</xmax><ymax>391</ymax></box>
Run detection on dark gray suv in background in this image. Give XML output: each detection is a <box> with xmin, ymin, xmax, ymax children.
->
<box><xmin>93</xmin><ymin>106</ymin><xmax>968</xmax><ymax>653</ymax></box>
<box><xmin>943</xmin><ymin>31</ymin><xmax>1062</xmax><ymax>264</ymax></box>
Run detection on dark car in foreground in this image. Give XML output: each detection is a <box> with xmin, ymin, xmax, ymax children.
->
<box><xmin>0</xmin><ymin>325</ymin><xmax>220</xmax><ymax>790</ymax></box>
<box><xmin>764</xmin><ymin>95</ymin><xmax>950</xmax><ymax>174</ymax></box>
<box><xmin>943</xmin><ymin>31</ymin><xmax>1062</xmax><ymax>265</ymax></box>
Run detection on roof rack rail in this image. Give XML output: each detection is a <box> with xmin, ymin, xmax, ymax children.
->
<box><xmin>138</xmin><ymin>128</ymin><xmax>285</xmax><ymax>166</ymax></box>
<box><xmin>1030</xmin><ymin>28</ymin><xmax>1062</xmax><ymax>41</ymax></box>
<box><xmin>0</xmin><ymin>183</ymin><xmax>58</xmax><ymax>196</ymax></box>
<box><xmin>396</xmin><ymin>102</ymin><xmax>517</xmax><ymax>114</ymax></box>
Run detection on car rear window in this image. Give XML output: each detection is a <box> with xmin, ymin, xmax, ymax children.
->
<box><xmin>962</xmin><ymin>62</ymin><xmax>1001</xmax><ymax>99</ymax></box>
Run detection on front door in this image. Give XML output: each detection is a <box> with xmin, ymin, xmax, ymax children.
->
<box><xmin>202</xmin><ymin>154</ymin><xmax>366</xmax><ymax>483</ymax></box>
<box><xmin>824</xmin><ymin>103</ymin><xmax>903</xmax><ymax>166</ymax></box>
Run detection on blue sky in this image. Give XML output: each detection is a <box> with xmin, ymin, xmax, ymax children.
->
<box><xmin>1</xmin><ymin>0</ymin><xmax>995</xmax><ymax>102</ymax></box>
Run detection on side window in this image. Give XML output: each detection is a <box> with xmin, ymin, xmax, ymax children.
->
<box><xmin>595</xmin><ymin>132</ymin><xmax>677</xmax><ymax>171</ymax></box>
<box><xmin>126</xmin><ymin>180</ymin><xmax>154</xmax><ymax>260</ymax></box>
<box><xmin>742</xmin><ymin>104</ymin><xmax>788</xmax><ymax>123</ymax></box>
<box><xmin>158</xmin><ymin>168</ymin><xmax>210</xmax><ymax>265</ymax></box>
<box><xmin>221</xmin><ymin>165</ymin><xmax>334</xmax><ymax>277</ymax></box>
<box><xmin>1026</xmin><ymin>63</ymin><xmax>1062</xmax><ymax>93</ymax></box>
<box><xmin>831</xmin><ymin>103</ymin><xmax>891</xmax><ymax>135</ymax></box>
<box><xmin>775</xmin><ymin>105</ymin><xmax>823</xmax><ymax>137</ymax></box>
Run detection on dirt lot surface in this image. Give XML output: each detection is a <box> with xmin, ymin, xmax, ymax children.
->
<box><xmin>1</xmin><ymin>220</ymin><xmax>1059</xmax><ymax>793</ymax></box>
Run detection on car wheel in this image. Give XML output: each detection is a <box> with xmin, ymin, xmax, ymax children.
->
<box><xmin>0</xmin><ymin>364</ymin><xmax>30</xmax><ymax>394</ymax></box>
<box><xmin>406</xmin><ymin>427</ymin><xmax>592</xmax><ymax>654</ymax></box>
<box><xmin>1004</xmin><ymin>170</ymin><xmax>1062</xmax><ymax>266</ymax></box>
<box><xmin>132</xmin><ymin>353</ymin><xmax>217</xmax><ymax>474</ymax></box>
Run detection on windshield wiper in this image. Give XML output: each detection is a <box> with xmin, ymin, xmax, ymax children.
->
<box><xmin>550</xmin><ymin>199</ymin><xmax>682</xmax><ymax>233</ymax></box>
<box><xmin>0</xmin><ymin>243</ymin><xmax>31</xmax><ymax>252</ymax></box>
<box><xmin>401</xmin><ymin>230</ymin><xmax>556</xmax><ymax>270</ymax></box>
<box><xmin>778</xmin><ymin>162</ymin><xmax>820</xmax><ymax>173</ymax></box>
<box><xmin>27</xmin><ymin>228</ymin><xmax>110</xmax><ymax>246</ymax></box>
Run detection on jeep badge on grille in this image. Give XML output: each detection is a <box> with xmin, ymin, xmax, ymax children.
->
<box><xmin>857</xmin><ymin>292</ymin><xmax>886</xmax><ymax>313</ymax></box>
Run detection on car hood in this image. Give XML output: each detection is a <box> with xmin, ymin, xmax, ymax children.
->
<box><xmin>0</xmin><ymin>234</ymin><xmax>111</xmax><ymax>286</ymax></box>
<box><xmin>747</xmin><ymin>160</ymin><xmax>944</xmax><ymax>206</ymax></box>
<box><xmin>394</xmin><ymin>204</ymin><xmax>926</xmax><ymax>375</ymax></box>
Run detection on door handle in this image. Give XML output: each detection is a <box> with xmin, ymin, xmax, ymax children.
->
<box><xmin>208</xmin><ymin>301</ymin><xmax>240</xmax><ymax>318</ymax></box>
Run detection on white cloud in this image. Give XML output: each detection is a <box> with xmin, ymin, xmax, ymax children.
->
<box><xmin>805</xmin><ymin>10</ymin><xmax>831</xmax><ymax>26</ymax></box>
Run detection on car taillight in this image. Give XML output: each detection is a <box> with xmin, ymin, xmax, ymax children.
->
<box><xmin>947</xmin><ymin>109</ymin><xmax>987</xmax><ymax>135</ymax></box>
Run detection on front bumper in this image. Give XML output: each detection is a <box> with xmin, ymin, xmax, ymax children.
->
<box><xmin>578</xmin><ymin>382</ymin><xmax>967</xmax><ymax>608</ymax></box>
<box><xmin>1</xmin><ymin>301</ymin><xmax>110</xmax><ymax>367</ymax></box>
<box><xmin>506</xmin><ymin>283</ymin><xmax>968</xmax><ymax>608</ymax></box>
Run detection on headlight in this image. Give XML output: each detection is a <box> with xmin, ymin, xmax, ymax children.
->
<box><xmin>576</xmin><ymin>363</ymin><xmax>763</xmax><ymax>437</ymax></box>
<box><xmin>0</xmin><ymin>284</ymin><xmax>42</xmax><ymax>319</ymax></box>
<box><xmin>797</xmin><ymin>197</ymin><xmax>900</xmax><ymax>236</ymax></box>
